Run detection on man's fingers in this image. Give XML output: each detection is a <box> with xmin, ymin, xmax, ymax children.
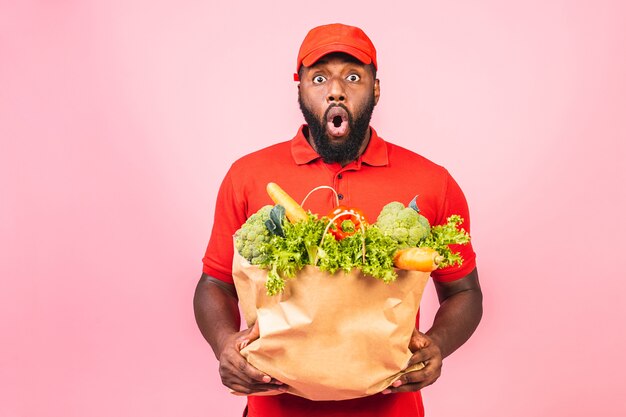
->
<box><xmin>409</xmin><ymin>328</ymin><xmax>430</xmax><ymax>352</ymax></box>
<box><xmin>383</xmin><ymin>342</ymin><xmax>443</xmax><ymax>395</ymax></box>
<box><xmin>222</xmin><ymin>358</ymin><xmax>287</xmax><ymax>393</ymax></box>
<box><xmin>235</xmin><ymin>321</ymin><xmax>261</xmax><ymax>351</ymax></box>
<box><xmin>383</xmin><ymin>381</ymin><xmax>431</xmax><ymax>394</ymax></box>
<box><xmin>220</xmin><ymin>348</ymin><xmax>282</xmax><ymax>386</ymax></box>
<box><xmin>402</xmin><ymin>363</ymin><xmax>439</xmax><ymax>384</ymax></box>
<box><xmin>383</xmin><ymin>360</ymin><xmax>441</xmax><ymax>394</ymax></box>
<box><xmin>408</xmin><ymin>338</ymin><xmax>442</xmax><ymax>364</ymax></box>
<box><xmin>407</xmin><ymin>350</ymin><xmax>431</xmax><ymax>367</ymax></box>
<box><xmin>232</xmin><ymin>354</ymin><xmax>275</xmax><ymax>384</ymax></box>
<box><xmin>227</xmin><ymin>373</ymin><xmax>287</xmax><ymax>391</ymax></box>
<box><xmin>218</xmin><ymin>328</ymin><xmax>285</xmax><ymax>394</ymax></box>
<box><xmin>246</xmin><ymin>320</ymin><xmax>260</xmax><ymax>342</ymax></box>
<box><xmin>229</xmin><ymin>381</ymin><xmax>288</xmax><ymax>395</ymax></box>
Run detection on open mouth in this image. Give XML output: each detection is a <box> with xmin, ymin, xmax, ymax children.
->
<box><xmin>325</xmin><ymin>106</ymin><xmax>349</xmax><ymax>137</ymax></box>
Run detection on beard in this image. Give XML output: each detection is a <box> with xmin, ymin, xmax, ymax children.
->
<box><xmin>298</xmin><ymin>92</ymin><xmax>376</xmax><ymax>164</ymax></box>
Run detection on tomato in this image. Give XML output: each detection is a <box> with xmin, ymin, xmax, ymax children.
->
<box><xmin>327</xmin><ymin>206</ymin><xmax>368</xmax><ymax>240</ymax></box>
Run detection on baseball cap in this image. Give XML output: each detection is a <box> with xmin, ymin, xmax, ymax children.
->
<box><xmin>294</xmin><ymin>23</ymin><xmax>377</xmax><ymax>81</ymax></box>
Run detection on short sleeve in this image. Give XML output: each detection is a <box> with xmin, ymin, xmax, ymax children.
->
<box><xmin>202</xmin><ymin>168</ymin><xmax>247</xmax><ymax>284</ymax></box>
<box><xmin>430</xmin><ymin>172</ymin><xmax>477</xmax><ymax>282</ymax></box>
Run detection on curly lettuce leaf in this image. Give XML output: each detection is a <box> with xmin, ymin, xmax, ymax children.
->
<box><xmin>257</xmin><ymin>213</ymin><xmax>325</xmax><ymax>295</ymax></box>
<box><xmin>418</xmin><ymin>215</ymin><xmax>470</xmax><ymax>268</ymax></box>
<box><xmin>241</xmin><ymin>205</ymin><xmax>471</xmax><ymax>295</ymax></box>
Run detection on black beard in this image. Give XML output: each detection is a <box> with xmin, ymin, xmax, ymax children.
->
<box><xmin>298</xmin><ymin>93</ymin><xmax>376</xmax><ymax>164</ymax></box>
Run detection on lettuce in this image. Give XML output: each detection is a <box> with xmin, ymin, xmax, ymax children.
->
<box><xmin>418</xmin><ymin>215</ymin><xmax>470</xmax><ymax>268</ymax></box>
<box><xmin>237</xmin><ymin>207</ymin><xmax>470</xmax><ymax>295</ymax></box>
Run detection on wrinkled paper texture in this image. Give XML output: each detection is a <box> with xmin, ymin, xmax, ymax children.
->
<box><xmin>232</xmin><ymin>249</ymin><xmax>430</xmax><ymax>401</ymax></box>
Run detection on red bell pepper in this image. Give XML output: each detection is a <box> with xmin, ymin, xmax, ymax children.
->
<box><xmin>327</xmin><ymin>206</ymin><xmax>367</xmax><ymax>240</ymax></box>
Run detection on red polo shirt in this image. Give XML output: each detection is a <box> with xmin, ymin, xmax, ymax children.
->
<box><xmin>202</xmin><ymin>125</ymin><xmax>476</xmax><ymax>417</ymax></box>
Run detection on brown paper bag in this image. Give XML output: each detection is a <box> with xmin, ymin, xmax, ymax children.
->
<box><xmin>232</xmin><ymin>248</ymin><xmax>430</xmax><ymax>401</ymax></box>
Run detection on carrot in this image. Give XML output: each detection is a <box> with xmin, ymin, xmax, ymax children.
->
<box><xmin>266</xmin><ymin>182</ymin><xmax>309</xmax><ymax>223</ymax></box>
<box><xmin>393</xmin><ymin>247</ymin><xmax>443</xmax><ymax>272</ymax></box>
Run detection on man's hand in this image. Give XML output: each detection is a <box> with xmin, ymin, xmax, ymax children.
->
<box><xmin>382</xmin><ymin>329</ymin><xmax>442</xmax><ymax>394</ymax></box>
<box><xmin>193</xmin><ymin>275</ymin><xmax>287</xmax><ymax>395</ymax></box>
<box><xmin>382</xmin><ymin>268</ymin><xmax>482</xmax><ymax>395</ymax></box>
<box><xmin>218</xmin><ymin>326</ymin><xmax>287</xmax><ymax>395</ymax></box>
<box><xmin>235</xmin><ymin>319</ymin><xmax>260</xmax><ymax>350</ymax></box>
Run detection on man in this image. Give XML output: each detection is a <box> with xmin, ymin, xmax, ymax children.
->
<box><xmin>194</xmin><ymin>23</ymin><xmax>482</xmax><ymax>417</ymax></box>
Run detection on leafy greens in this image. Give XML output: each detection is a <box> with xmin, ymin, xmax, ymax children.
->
<box><xmin>237</xmin><ymin>203</ymin><xmax>470</xmax><ymax>295</ymax></box>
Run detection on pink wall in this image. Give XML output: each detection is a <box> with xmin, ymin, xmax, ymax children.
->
<box><xmin>2</xmin><ymin>1</ymin><xmax>625</xmax><ymax>416</ymax></box>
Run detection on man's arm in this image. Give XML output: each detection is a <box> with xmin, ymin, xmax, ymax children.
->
<box><xmin>193</xmin><ymin>273</ymin><xmax>285</xmax><ymax>394</ymax></box>
<box><xmin>383</xmin><ymin>267</ymin><xmax>483</xmax><ymax>394</ymax></box>
<box><xmin>428</xmin><ymin>267</ymin><xmax>483</xmax><ymax>357</ymax></box>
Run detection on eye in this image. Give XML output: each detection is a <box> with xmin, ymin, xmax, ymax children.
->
<box><xmin>313</xmin><ymin>75</ymin><xmax>326</xmax><ymax>84</ymax></box>
<box><xmin>346</xmin><ymin>74</ymin><xmax>361</xmax><ymax>82</ymax></box>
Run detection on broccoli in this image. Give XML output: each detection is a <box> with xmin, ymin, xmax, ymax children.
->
<box><xmin>235</xmin><ymin>205</ymin><xmax>274</xmax><ymax>264</ymax></box>
<box><xmin>375</xmin><ymin>201</ymin><xmax>431</xmax><ymax>248</ymax></box>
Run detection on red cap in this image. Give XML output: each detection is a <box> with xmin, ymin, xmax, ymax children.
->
<box><xmin>294</xmin><ymin>23</ymin><xmax>377</xmax><ymax>81</ymax></box>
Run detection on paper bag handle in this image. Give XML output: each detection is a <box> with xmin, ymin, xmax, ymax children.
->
<box><xmin>300</xmin><ymin>185</ymin><xmax>340</xmax><ymax>208</ymax></box>
<box><xmin>298</xmin><ymin>185</ymin><xmax>366</xmax><ymax>266</ymax></box>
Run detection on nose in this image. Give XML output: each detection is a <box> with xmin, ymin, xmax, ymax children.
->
<box><xmin>326</xmin><ymin>79</ymin><xmax>346</xmax><ymax>103</ymax></box>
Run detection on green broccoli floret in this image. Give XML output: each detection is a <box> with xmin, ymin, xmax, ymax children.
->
<box><xmin>234</xmin><ymin>205</ymin><xmax>274</xmax><ymax>264</ymax></box>
<box><xmin>375</xmin><ymin>201</ymin><xmax>431</xmax><ymax>248</ymax></box>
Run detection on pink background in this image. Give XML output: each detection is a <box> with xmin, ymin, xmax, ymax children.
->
<box><xmin>2</xmin><ymin>1</ymin><xmax>625</xmax><ymax>416</ymax></box>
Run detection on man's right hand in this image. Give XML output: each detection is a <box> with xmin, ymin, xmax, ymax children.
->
<box><xmin>218</xmin><ymin>327</ymin><xmax>286</xmax><ymax>395</ymax></box>
<box><xmin>193</xmin><ymin>275</ymin><xmax>287</xmax><ymax>395</ymax></box>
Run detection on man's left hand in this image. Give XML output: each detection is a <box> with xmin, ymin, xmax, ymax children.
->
<box><xmin>382</xmin><ymin>329</ymin><xmax>442</xmax><ymax>394</ymax></box>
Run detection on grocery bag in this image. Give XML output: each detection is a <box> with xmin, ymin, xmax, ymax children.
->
<box><xmin>232</xmin><ymin>248</ymin><xmax>430</xmax><ymax>401</ymax></box>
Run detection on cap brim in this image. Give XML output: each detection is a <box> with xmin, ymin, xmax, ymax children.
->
<box><xmin>301</xmin><ymin>44</ymin><xmax>372</xmax><ymax>68</ymax></box>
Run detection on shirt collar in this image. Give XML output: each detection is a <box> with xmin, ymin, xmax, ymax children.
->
<box><xmin>290</xmin><ymin>125</ymin><xmax>389</xmax><ymax>167</ymax></box>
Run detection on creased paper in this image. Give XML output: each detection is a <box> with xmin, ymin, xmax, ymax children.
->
<box><xmin>232</xmin><ymin>248</ymin><xmax>429</xmax><ymax>401</ymax></box>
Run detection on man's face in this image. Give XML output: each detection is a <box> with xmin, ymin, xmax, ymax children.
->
<box><xmin>298</xmin><ymin>53</ymin><xmax>380</xmax><ymax>164</ymax></box>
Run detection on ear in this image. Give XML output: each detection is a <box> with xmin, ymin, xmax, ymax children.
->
<box><xmin>374</xmin><ymin>78</ymin><xmax>380</xmax><ymax>105</ymax></box>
